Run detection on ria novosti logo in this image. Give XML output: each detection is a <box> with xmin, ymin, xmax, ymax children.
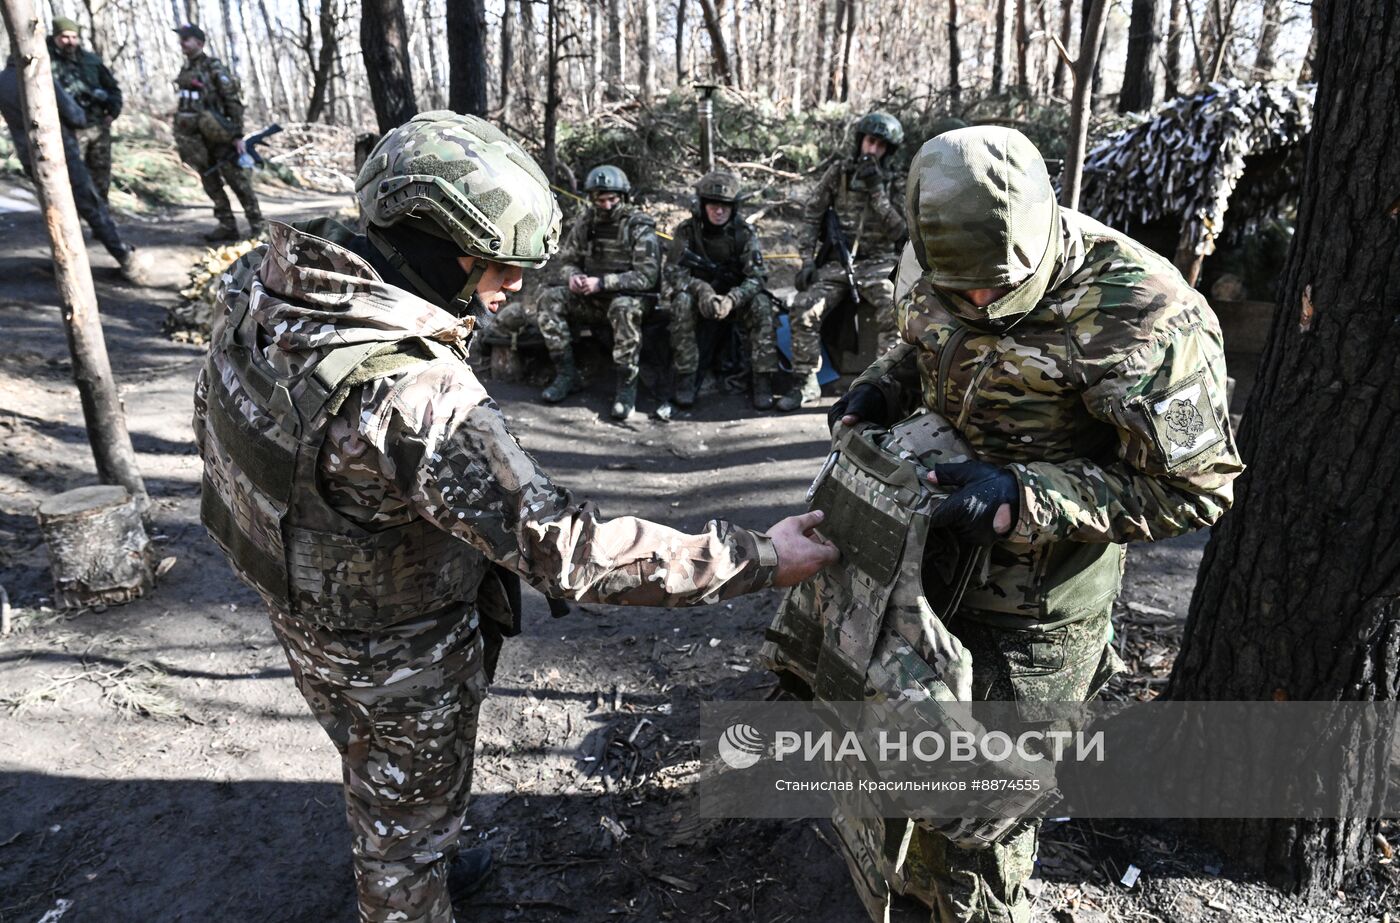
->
<box><xmin>717</xmin><ymin>723</ymin><xmax>765</xmax><ymax>769</ymax></box>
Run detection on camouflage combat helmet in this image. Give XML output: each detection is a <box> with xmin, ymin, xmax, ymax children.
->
<box><xmin>583</xmin><ymin>164</ymin><xmax>632</xmax><ymax>197</ymax></box>
<box><xmin>695</xmin><ymin>170</ymin><xmax>742</xmax><ymax>205</ymax></box>
<box><xmin>854</xmin><ymin>111</ymin><xmax>904</xmax><ymax>153</ymax></box>
<box><xmin>356</xmin><ymin>110</ymin><xmax>562</xmax><ymax>270</ymax></box>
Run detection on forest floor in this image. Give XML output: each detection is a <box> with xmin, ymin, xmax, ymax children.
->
<box><xmin>0</xmin><ymin>177</ymin><xmax>1396</xmax><ymax>923</ymax></box>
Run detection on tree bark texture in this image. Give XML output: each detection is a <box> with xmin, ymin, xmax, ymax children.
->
<box><xmin>1053</xmin><ymin>0</ymin><xmax>1073</xmax><ymax>97</ymax></box>
<box><xmin>446</xmin><ymin>0</ymin><xmax>487</xmax><ymax>115</ymax></box>
<box><xmin>1060</xmin><ymin>0</ymin><xmax>1106</xmax><ymax>210</ymax></box>
<box><xmin>696</xmin><ymin>0</ymin><xmax>733</xmax><ymax>85</ymax></box>
<box><xmin>0</xmin><ymin>0</ymin><xmax>149</xmax><ymax>513</ymax></box>
<box><xmin>992</xmin><ymin>0</ymin><xmax>1007</xmax><ymax>93</ymax></box>
<box><xmin>1253</xmin><ymin>0</ymin><xmax>1283</xmax><ymax>79</ymax></box>
<box><xmin>1168</xmin><ymin>0</ymin><xmax>1400</xmax><ymax>897</ymax></box>
<box><xmin>639</xmin><ymin>0</ymin><xmax>656</xmax><ymax>99</ymax></box>
<box><xmin>605</xmin><ymin>0</ymin><xmax>624</xmax><ymax>98</ymax></box>
<box><xmin>675</xmin><ymin>0</ymin><xmax>687</xmax><ymax>83</ymax></box>
<box><xmin>1014</xmin><ymin>0</ymin><xmax>1028</xmax><ymax>91</ymax></box>
<box><xmin>1164</xmin><ymin>0</ymin><xmax>1183</xmax><ymax>97</ymax></box>
<box><xmin>362</xmin><ymin>0</ymin><xmax>418</xmax><ymax>131</ymax></box>
<box><xmin>947</xmin><ymin>0</ymin><xmax>962</xmax><ymax>109</ymax></box>
<box><xmin>38</xmin><ymin>485</ymin><xmax>153</xmax><ymax>608</ymax></box>
<box><xmin>499</xmin><ymin>0</ymin><xmax>514</xmax><ymax>120</ymax></box>
<box><xmin>1118</xmin><ymin>0</ymin><xmax>1159</xmax><ymax>113</ymax></box>
<box><xmin>838</xmin><ymin>0</ymin><xmax>857</xmax><ymax>102</ymax></box>
<box><xmin>304</xmin><ymin>0</ymin><xmax>338</xmax><ymax>122</ymax></box>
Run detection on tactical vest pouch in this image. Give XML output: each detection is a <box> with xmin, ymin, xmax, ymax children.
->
<box><xmin>197</xmin><ymin>109</ymin><xmax>236</xmax><ymax>146</ymax></box>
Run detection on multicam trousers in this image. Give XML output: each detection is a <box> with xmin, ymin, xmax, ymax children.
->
<box><xmin>833</xmin><ymin>605</ymin><xmax>1123</xmax><ymax>923</ymax></box>
<box><xmin>174</xmin><ymin>130</ymin><xmax>264</xmax><ymax>230</ymax></box>
<box><xmin>667</xmin><ymin>280</ymin><xmax>778</xmax><ymax>376</ymax></box>
<box><xmin>269</xmin><ymin>605</ymin><xmax>487</xmax><ymax>923</ymax></box>
<box><xmin>74</xmin><ymin>122</ymin><xmax>113</xmax><ymax>202</ymax></box>
<box><xmin>789</xmin><ymin>257</ymin><xmax>899</xmax><ymax>375</ymax></box>
<box><xmin>533</xmin><ymin>286</ymin><xmax>649</xmax><ymax>375</ymax></box>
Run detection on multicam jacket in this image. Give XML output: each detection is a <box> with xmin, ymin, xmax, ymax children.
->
<box><xmin>193</xmin><ymin>219</ymin><xmax>777</xmax><ymax>628</ymax></box>
<box><xmin>173</xmin><ymin>52</ymin><xmax>244</xmax><ymax>137</ymax></box>
<box><xmin>663</xmin><ymin>214</ymin><xmax>766</xmax><ymax>301</ymax></box>
<box><xmin>558</xmin><ymin>203</ymin><xmax>661</xmax><ymax>294</ymax></box>
<box><xmin>799</xmin><ymin>156</ymin><xmax>906</xmax><ymax>261</ymax></box>
<box><xmin>855</xmin><ymin>210</ymin><xmax>1243</xmax><ymax>622</ymax></box>
<box><xmin>48</xmin><ymin>40</ymin><xmax>121</xmax><ymax>121</ymax></box>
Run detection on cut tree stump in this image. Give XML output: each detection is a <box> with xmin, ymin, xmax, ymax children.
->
<box><xmin>37</xmin><ymin>485</ymin><xmax>153</xmax><ymax>609</ymax></box>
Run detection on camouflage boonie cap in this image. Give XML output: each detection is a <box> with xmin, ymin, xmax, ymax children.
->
<box><xmin>904</xmin><ymin>126</ymin><xmax>1060</xmax><ymax>324</ymax></box>
<box><xmin>584</xmin><ymin>164</ymin><xmax>631</xmax><ymax>196</ymax></box>
<box><xmin>356</xmin><ymin>110</ymin><xmax>562</xmax><ymax>268</ymax></box>
<box><xmin>855</xmin><ymin>111</ymin><xmax>905</xmax><ymax>149</ymax></box>
<box><xmin>695</xmin><ymin>170</ymin><xmax>741</xmax><ymax>204</ymax></box>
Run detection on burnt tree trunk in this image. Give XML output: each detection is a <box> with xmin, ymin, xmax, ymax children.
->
<box><xmin>0</xmin><ymin>0</ymin><xmax>149</xmax><ymax>513</ymax></box>
<box><xmin>675</xmin><ymin>0</ymin><xmax>687</xmax><ymax>83</ymax></box>
<box><xmin>1118</xmin><ymin>0</ymin><xmax>1159</xmax><ymax>112</ymax></box>
<box><xmin>1168</xmin><ymin>0</ymin><xmax>1400</xmax><ymax>897</ymax></box>
<box><xmin>446</xmin><ymin>0</ymin><xmax>487</xmax><ymax>115</ymax></box>
<box><xmin>362</xmin><ymin>0</ymin><xmax>418</xmax><ymax>131</ymax></box>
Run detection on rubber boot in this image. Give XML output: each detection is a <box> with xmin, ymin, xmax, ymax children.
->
<box><xmin>776</xmin><ymin>371</ymin><xmax>821</xmax><ymax>412</ymax></box>
<box><xmin>674</xmin><ymin>371</ymin><xmax>698</xmax><ymax>409</ymax></box>
<box><xmin>541</xmin><ymin>349</ymin><xmax>580</xmax><ymax>403</ymax></box>
<box><xmin>610</xmin><ymin>369</ymin><xmax>638</xmax><ymax>421</ymax></box>
<box><xmin>751</xmin><ymin>372</ymin><xmax>775</xmax><ymax>411</ymax></box>
<box><xmin>448</xmin><ymin>847</ymin><xmax>494</xmax><ymax>902</ymax></box>
<box><xmin>203</xmin><ymin>221</ymin><xmax>241</xmax><ymax>243</ymax></box>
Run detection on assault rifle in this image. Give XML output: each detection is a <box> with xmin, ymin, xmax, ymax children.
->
<box><xmin>675</xmin><ymin>246</ymin><xmax>747</xmax><ymax>293</ymax></box>
<box><xmin>816</xmin><ymin>206</ymin><xmax>861</xmax><ymax>306</ymax></box>
<box><xmin>203</xmin><ymin>122</ymin><xmax>283</xmax><ymax>177</ymax></box>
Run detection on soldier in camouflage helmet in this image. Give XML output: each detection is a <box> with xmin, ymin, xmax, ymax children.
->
<box><xmin>48</xmin><ymin>16</ymin><xmax>122</xmax><ymax>203</ymax></box>
<box><xmin>778</xmin><ymin>111</ymin><xmax>907</xmax><ymax>412</ymax></box>
<box><xmin>820</xmin><ymin>125</ymin><xmax>1243</xmax><ymax>922</ymax></box>
<box><xmin>193</xmin><ymin>111</ymin><xmax>838</xmax><ymax>923</ymax></box>
<box><xmin>532</xmin><ymin>164</ymin><xmax>662</xmax><ymax>420</ymax></box>
<box><xmin>664</xmin><ymin>170</ymin><xmax>778</xmax><ymax>410</ymax></box>
<box><xmin>171</xmin><ymin>23</ymin><xmax>265</xmax><ymax>241</ymax></box>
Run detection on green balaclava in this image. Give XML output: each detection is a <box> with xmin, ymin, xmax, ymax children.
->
<box><xmin>904</xmin><ymin>126</ymin><xmax>1061</xmax><ymax>331</ymax></box>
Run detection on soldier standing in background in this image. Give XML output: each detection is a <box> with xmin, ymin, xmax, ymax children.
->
<box><xmin>194</xmin><ymin>111</ymin><xmax>838</xmax><ymax>923</ymax></box>
<box><xmin>532</xmin><ymin>165</ymin><xmax>661</xmax><ymax>420</ymax></box>
<box><xmin>171</xmin><ymin>23</ymin><xmax>264</xmax><ymax>241</ymax></box>
<box><xmin>779</xmin><ymin>111</ymin><xmax>907</xmax><ymax>412</ymax></box>
<box><xmin>823</xmin><ymin>126</ymin><xmax>1243</xmax><ymax>923</ymax></box>
<box><xmin>664</xmin><ymin>170</ymin><xmax>777</xmax><ymax>410</ymax></box>
<box><xmin>48</xmin><ymin>16</ymin><xmax>121</xmax><ymax>203</ymax></box>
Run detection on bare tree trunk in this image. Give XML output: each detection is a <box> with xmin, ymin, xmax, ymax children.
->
<box><xmin>1253</xmin><ymin>0</ymin><xmax>1283</xmax><ymax>79</ymax></box>
<box><xmin>697</xmin><ymin>0</ymin><xmax>733</xmax><ymax>84</ymax></box>
<box><xmin>499</xmin><ymin>0</ymin><xmax>514</xmax><ymax>119</ymax></box>
<box><xmin>304</xmin><ymin>0</ymin><xmax>338</xmax><ymax>123</ymax></box>
<box><xmin>639</xmin><ymin>0</ymin><xmax>656</xmax><ymax>99</ymax></box>
<box><xmin>947</xmin><ymin>0</ymin><xmax>962</xmax><ymax>109</ymax></box>
<box><xmin>839</xmin><ymin>0</ymin><xmax>857</xmax><ymax>101</ymax></box>
<box><xmin>520</xmin><ymin>0</ymin><xmax>537</xmax><ymax>117</ymax></box>
<box><xmin>1168</xmin><ymin>0</ymin><xmax>1400</xmax><ymax>896</ymax></box>
<box><xmin>789</xmin><ymin>0</ymin><xmax>805</xmax><ymax>114</ymax></box>
<box><xmin>825</xmin><ymin>0</ymin><xmax>846</xmax><ymax>100</ymax></box>
<box><xmin>446</xmin><ymin>0</ymin><xmax>487</xmax><ymax>115</ymax></box>
<box><xmin>218</xmin><ymin>0</ymin><xmax>240</xmax><ymax>72</ymax></box>
<box><xmin>605</xmin><ymin>0</ymin><xmax>624</xmax><ymax>98</ymax></box>
<box><xmin>675</xmin><ymin>0</ymin><xmax>687</xmax><ymax>83</ymax></box>
<box><xmin>543</xmin><ymin>0</ymin><xmax>561</xmax><ymax>179</ymax></box>
<box><xmin>1053</xmin><ymin>0</ymin><xmax>1073</xmax><ymax>96</ymax></box>
<box><xmin>257</xmin><ymin>0</ymin><xmax>296</xmax><ymax>118</ymax></box>
<box><xmin>1118</xmin><ymin>0</ymin><xmax>1159</xmax><ymax>112</ymax></box>
<box><xmin>0</xmin><ymin>0</ymin><xmax>148</xmax><ymax>512</ymax></box>
<box><xmin>1164</xmin><ymin>0</ymin><xmax>1183</xmax><ymax>96</ymax></box>
<box><xmin>815</xmin><ymin>0</ymin><xmax>831</xmax><ymax>100</ymax></box>
<box><xmin>1061</xmin><ymin>0</ymin><xmax>1106</xmax><ymax>210</ymax></box>
<box><xmin>1014</xmin><ymin>0</ymin><xmax>1028</xmax><ymax>91</ymax></box>
<box><xmin>992</xmin><ymin>0</ymin><xmax>1007</xmax><ymax>93</ymax></box>
<box><xmin>362</xmin><ymin>0</ymin><xmax>418</xmax><ymax>130</ymax></box>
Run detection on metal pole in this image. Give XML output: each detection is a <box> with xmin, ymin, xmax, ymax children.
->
<box><xmin>695</xmin><ymin>83</ymin><xmax>717</xmax><ymax>172</ymax></box>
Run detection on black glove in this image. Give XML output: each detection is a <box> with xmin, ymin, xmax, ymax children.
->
<box><xmin>927</xmin><ymin>461</ymin><xmax>1021</xmax><ymax>546</ymax></box>
<box><xmin>794</xmin><ymin>261</ymin><xmax>817</xmax><ymax>291</ymax></box>
<box><xmin>827</xmin><ymin>383</ymin><xmax>888</xmax><ymax>432</ymax></box>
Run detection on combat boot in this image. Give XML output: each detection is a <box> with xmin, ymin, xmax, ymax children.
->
<box><xmin>610</xmin><ymin>370</ymin><xmax>638</xmax><ymax>421</ymax></box>
<box><xmin>776</xmin><ymin>371</ymin><xmax>821</xmax><ymax>412</ymax></box>
<box><xmin>448</xmin><ymin>847</ymin><xmax>495</xmax><ymax>902</ymax></box>
<box><xmin>114</xmin><ymin>245</ymin><xmax>147</xmax><ymax>286</ymax></box>
<box><xmin>203</xmin><ymin>221</ymin><xmax>241</xmax><ymax>243</ymax></box>
<box><xmin>248</xmin><ymin>220</ymin><xmax>268</xmax><ymax>239</ymax></box>
<box><xmin>541</xmin><ymin>349</ymin><xmax>580</xmax><ymax>404</ymax></box>
<box><xmin>751</xmin><ymin>373</ymin><xmax>775</xmax><ymax>411</ymax></box>
<box><xmin>674</xmin><ymin>372</ymin><xmax>698</xmax><ymax>409</ymax></box>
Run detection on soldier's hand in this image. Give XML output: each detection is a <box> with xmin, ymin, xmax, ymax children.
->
<box><xmin>768</xmin><ymin>510</ymin><xmax>840</xmax><ymax>587</ymax></box>
<box><xmin>794</xmin><ymin>261</ymin><xmax>817</xmax><ymax>292</ymax></box>
<box><xmin>828</xmin><ymin>383</ymin><xmax>887</xmax><ymax>432</ymax></box>
<box><xmin>703</xmin><ymin>294</ymin><xmax>734</xmax><ymax>320</ymax></box>
<box><xmin>568</xmin><ymin>274</ymin><xmax>589</xmax><ymax>294</ymax></box>
<box><xmin>582</xmin><ymin>276</ymin><xmax>604</xmax><ymax>295</ymax></box>
<box><xmin>927</xmin><ymin>462</ymin><xmax>1020</xmax><ymax>545</ymax></box>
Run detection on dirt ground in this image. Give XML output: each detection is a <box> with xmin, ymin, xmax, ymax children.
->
<box><xmin>1</xmin><ymin>181</ymin><xmax>1395</xmax><ymax>923</ymax></box>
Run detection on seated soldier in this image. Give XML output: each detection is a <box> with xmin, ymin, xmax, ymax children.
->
<box><xmin>664</xmin><ymin>170</ymin><xmax>777</xmax><ymax>411</ymax></box>
<box><xmin>533</xmin><ymin>165</ymin><xmax>660</xmax><ymax>420</ymax></box>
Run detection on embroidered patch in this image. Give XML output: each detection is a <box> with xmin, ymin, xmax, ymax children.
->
<box><xmin>1145</xmin><ymin>373</ymin><xmax>1225</xmax><ymax>468</ymax></box>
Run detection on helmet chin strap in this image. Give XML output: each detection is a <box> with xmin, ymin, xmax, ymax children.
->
<box><xmin>367</xmin><ymin>224</ymin><xmax>488</xmax><ymax>317</ymax></box>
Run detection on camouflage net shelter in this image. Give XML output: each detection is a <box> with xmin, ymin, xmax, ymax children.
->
<box><xmin>1079</xmin><ymin>81</ymin><xmax>1313</xmax><ymax>284</ymax></box>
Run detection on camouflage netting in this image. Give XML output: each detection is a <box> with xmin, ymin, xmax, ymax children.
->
<box><xmin>1079</xmin><ymin>81</ymin><xmax>1313</xmax><ymax>264</ymax></box>
<box><xmin>166</xmin><ymin>241</ymin><xmax>261</xmax><ymax>344</ymax></box>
